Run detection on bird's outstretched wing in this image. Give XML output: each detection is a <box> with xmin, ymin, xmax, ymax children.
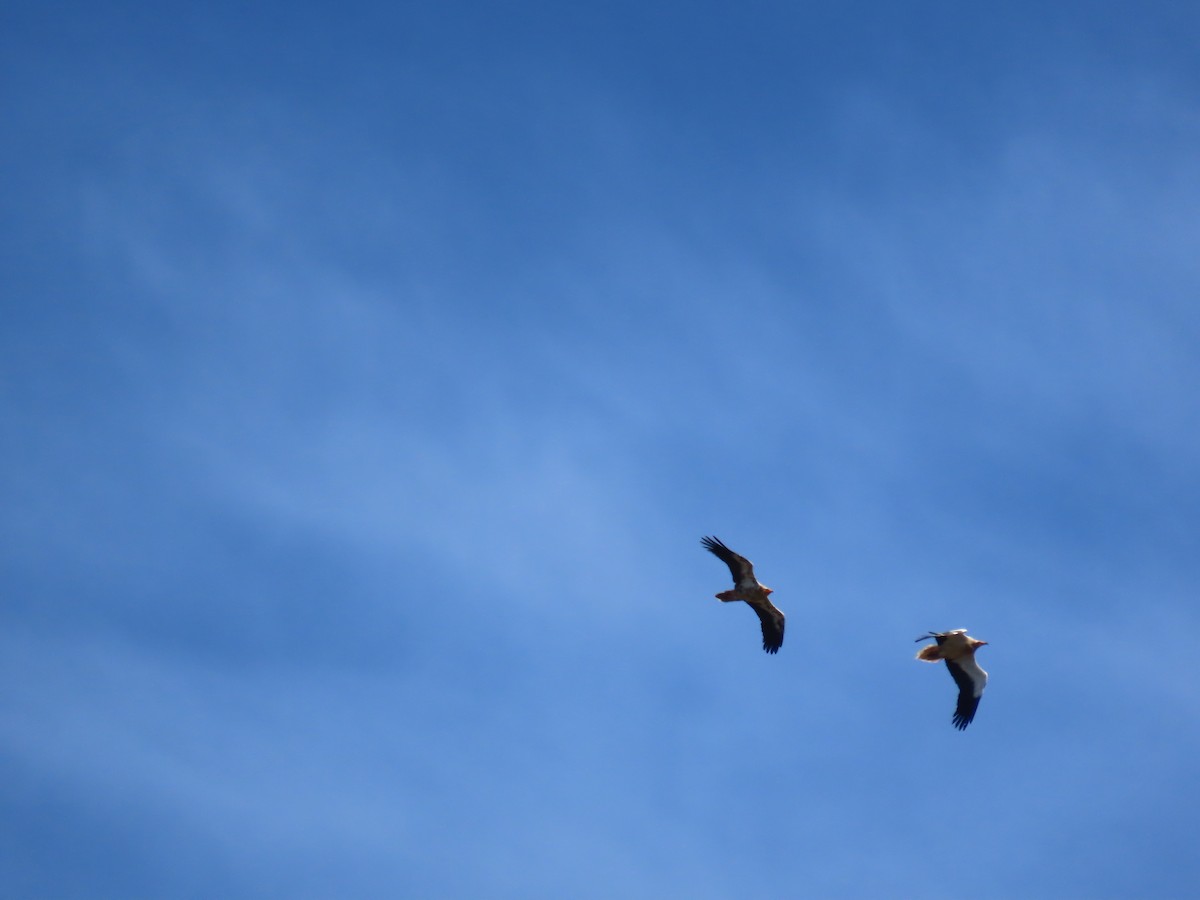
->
<box><xmin>945</xmin><ymin>656</ymin><xmax>987</xmax><ymax>730</ymax></box>
<box><xmin>700</xmin><ymin>536</ymin><xmax>756</xmax><ymax>588</ymax></box>
<box><xmin>747</xmin><ymin>599</ymin><xmax>785</xmax><ymax>654</ymax></box>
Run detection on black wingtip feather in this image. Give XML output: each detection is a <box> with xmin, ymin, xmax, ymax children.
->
<box><xmin>754</xmin><ymin>606</ymin><xmax>784</xmax><ymax>654</ymax></box>
<box><xmin>951</xmin><ymin>698</ymin><xmax>980</xmax><ymax>730</ymax></box>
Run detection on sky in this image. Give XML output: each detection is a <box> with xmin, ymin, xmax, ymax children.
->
<box><xmin>3</xmin><ymin>1</ymin><xmax>1200</xmax><ymax>897</ymax></box>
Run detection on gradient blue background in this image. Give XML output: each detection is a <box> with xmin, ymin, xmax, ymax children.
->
<box><xmin>3</xmin><ymin>2</ymin><xmax>1199</xmax><ymax>897</ymax></box>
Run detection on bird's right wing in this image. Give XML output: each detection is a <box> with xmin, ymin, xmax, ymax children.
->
<box><xmin>748</xmin><ymin>599</ymin><xmax>785</xmax><ymax>654</ymax></box>
<box><xmin>945</xmin><ymin>656</ymin><xmax>987</xmax><ymax>730</ymax></box>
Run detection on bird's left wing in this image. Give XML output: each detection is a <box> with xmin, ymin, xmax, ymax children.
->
<box><xmin>700</xmin><ymin>536</ymin><xmax>756</xmax><ymax>588</ymax></box>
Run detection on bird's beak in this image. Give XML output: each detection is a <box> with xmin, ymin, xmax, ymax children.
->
<box><xmin>976</xmin><ymin>641</ymin><xmax>989</xmax><ymax>647</ymax></box>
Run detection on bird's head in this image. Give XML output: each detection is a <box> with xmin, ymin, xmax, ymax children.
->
<box><xmin>763</xmin><ymin>586</ymin><xmax>774</xmax><ymax>596</ymax></box>
<box><xmin>970</xmin><ymin>639</ymin><xmax>989</xmax><ymax>650</ymax></box>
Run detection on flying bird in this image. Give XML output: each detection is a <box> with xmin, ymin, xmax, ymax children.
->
<box><xmin>915</xmin><ymin>629</ymin><xmax>989</xmax><ymax>730</ymax></box>
<box><xmin>700</xmin><ymin>536</ymin><xmax>785</xmax><ymax>653</ymax></box>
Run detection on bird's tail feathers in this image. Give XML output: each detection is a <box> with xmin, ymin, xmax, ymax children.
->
<box><xmin>915</xmin><ymin>645</ymin><xmax>943</xmax><ymax>662</ymax></box>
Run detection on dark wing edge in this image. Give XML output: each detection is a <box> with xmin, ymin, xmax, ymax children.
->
<box><xmin>933</xmin><ymin>629</ymin><xmax>968</xmax><ymax>646</ymax></box>
<box><xmin>748</xmin><ymin>600</ymin><xmax>785</xmax><ymax>654</ymax></box>
<box><xmin>700</xmin><ymin>536</ymin><xmax>754</xmax><ymax>586</ymax></box>
<box><xmin>944</xmin><ymin>659</ymin><xmax>982</xmax><ymax>730</ymax></box>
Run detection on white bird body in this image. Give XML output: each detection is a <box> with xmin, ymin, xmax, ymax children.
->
<box><xmin>916</xmin><ymin>629</ymin><xmax>989</xmax><ymax>730</ymax></box>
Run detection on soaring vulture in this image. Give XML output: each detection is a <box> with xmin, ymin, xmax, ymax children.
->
<box><xmin>915</xmin><ymin>629</ymin><xmax>989</xmax><ymax>730</ymax></box>
<box><xmin>700</xmin><ymin>536</ymin><xmax>785</xmax><ymax>654</ymax></box>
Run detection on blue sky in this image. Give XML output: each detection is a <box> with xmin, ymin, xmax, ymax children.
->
<box><xmin>3</xmin><ymin>2</ymin><xmax>1199</xmax><ymax>897</ymax></box>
